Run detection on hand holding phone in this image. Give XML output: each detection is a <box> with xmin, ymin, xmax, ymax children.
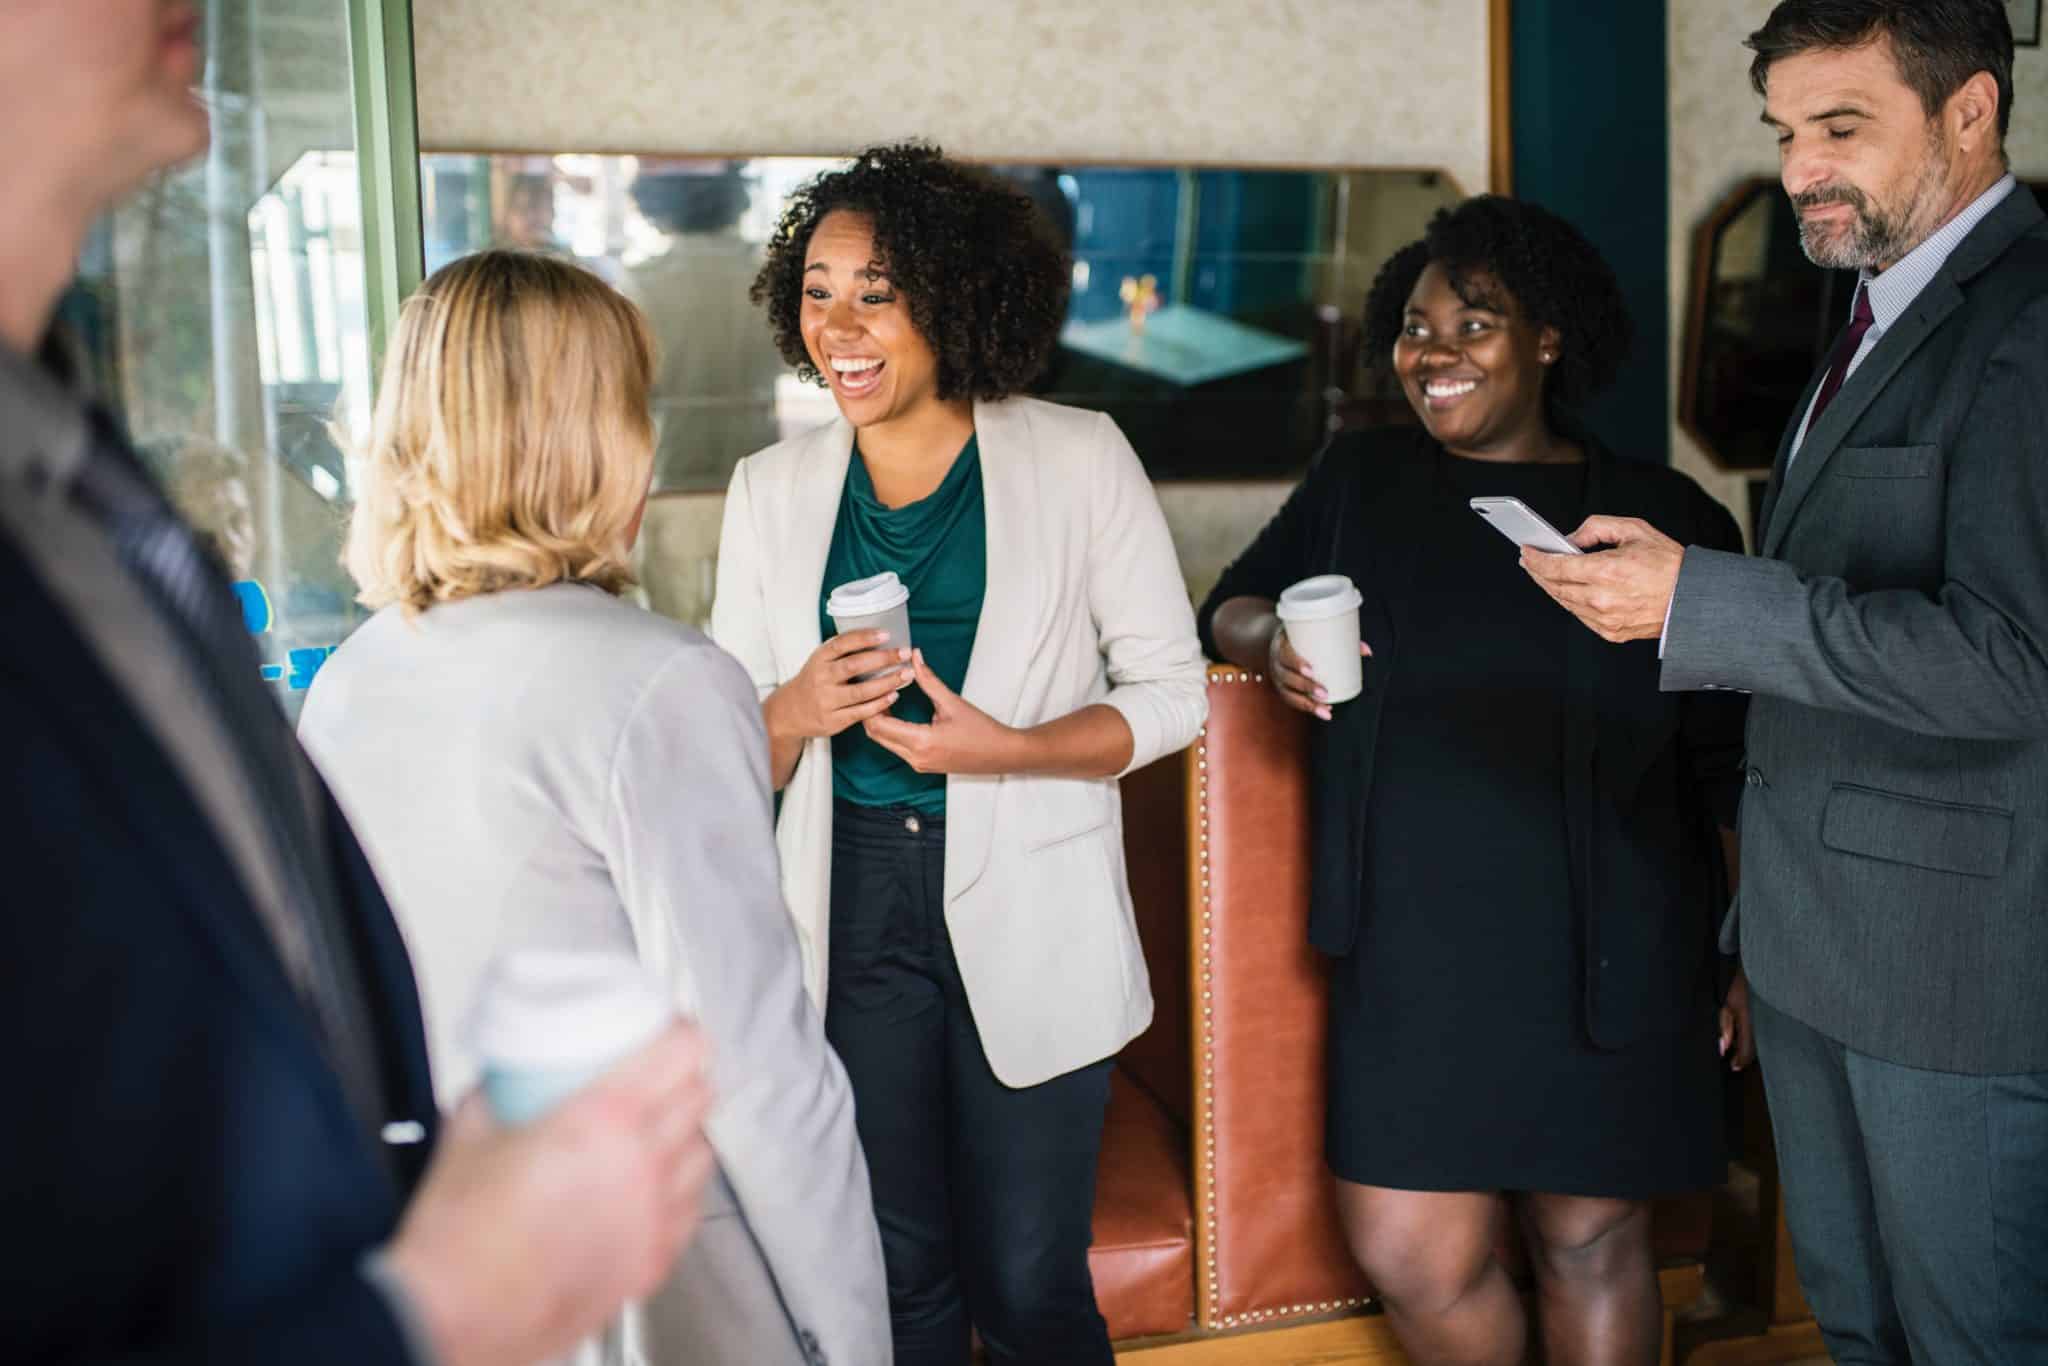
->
<box><xmin>1470</xmin><ymin>496</ymin><xmax>1583</xmax><ymax>555</ymax></box>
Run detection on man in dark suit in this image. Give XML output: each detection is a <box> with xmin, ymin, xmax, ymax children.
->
<box><xmin>1</xmin><ymin>5</ymin><xmax>714</xmax><ymax>1363</ymax></box>
<box><xmin>1524</xmin><ymin>1</ymin><xmax>2048</xmax><ymax>1359</ymax></box>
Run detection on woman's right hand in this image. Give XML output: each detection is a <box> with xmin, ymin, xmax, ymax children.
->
<box><xmin>765</xmin><ymin>631</ymin><xmax>915</xmax><ymax>743</ymax></box>
<box><xmin>1266</xmin><ymin>626</ymin><xmax>1372</xmax><ymax>723</ymax></box>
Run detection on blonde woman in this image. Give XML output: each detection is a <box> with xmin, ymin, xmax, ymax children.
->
<box><xmin>299</xmin><ymin>250</ymin><xmax>888</xmax><ymax>1366</ymax></box>
<box><xmin>713</xmin><ymin>145</ymin><xmax>1207</xmax><ymax>1365</ymax></box>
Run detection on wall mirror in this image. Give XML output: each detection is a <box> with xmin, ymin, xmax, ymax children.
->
<box><xmin>419</xmin><ymin>154</ymin><xmax>1463</xmax><ymax>492</ymax></box>
<box><xmin>1680</xmin><ymin>178</ymin><xmax>1856</xmax><ymax>474</ymax></box>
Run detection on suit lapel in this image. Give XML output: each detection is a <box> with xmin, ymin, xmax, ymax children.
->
<box><xmin>775</xmin><ymin>419</ymin><xmax>853</xmax><ymax>674</ymax></box>
<box><xmin>1762</xmin><ymin>183</ymin><xmax>2046</xmax><ymax>557</ymax></box>
<box><xmin>949</xmin><ymin>400</ymin><xmax>1038</xmax><ymax>899</ymax></box>
<box><xmin>2</xmin><ymin>535</ymin><xmax>356</xmax><ymax>1118</ymax></box>
<box><xmin>321</xmin><ymin>791</ymin><xmax>440</xmax><ymax>1171</ymax></box>
<box><xmin>1762</xmin><ymin>280</ymin><xmax>1962</xmax><ymax>556</ymax></box>
<box><xmin>1753</xmin><ymin>366</ymin><xmax>1823</xmax><ymax>545</ymax></box>
<box><xmin>958</xmin><ymin>399</ymin><xmax>1037</xmax><ymax>725</ymax></box>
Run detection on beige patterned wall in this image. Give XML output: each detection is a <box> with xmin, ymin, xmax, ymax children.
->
<box><xmin>413</xmin><ymin>0</ymin><xmax>1495</xmax><ymax>627</ymax></box>
<box><xmin>1669</xmin><ymin>1</ymin><xmax>2048</xmax><ymax>536</ymax></box>
<box><xmin>413</xmin><ymin>0</ymin><xmax>1491</xmax><ymax>190</ymax></box>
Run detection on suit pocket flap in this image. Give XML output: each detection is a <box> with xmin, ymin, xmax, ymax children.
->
<box><xmin>1822</xmin><ymin>783</ymin><xmax>2011</xmax><ymax>877</ymax></box>
<box><xmin>1837</xmin><ymin>444</ymin><xmax>1936</xmax><ymax>478</ymax></box>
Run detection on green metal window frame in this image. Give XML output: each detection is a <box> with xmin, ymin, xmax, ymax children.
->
<box><xmin>347</xmin><ymin>0</ymin><xmax>424</xmax><ymax>377</ymax></box>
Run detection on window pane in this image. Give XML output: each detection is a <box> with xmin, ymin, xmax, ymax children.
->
<box><xmin>63</xmin><ymin>0</ymin><xmax>378</xmax><ymax>720</ymax></box>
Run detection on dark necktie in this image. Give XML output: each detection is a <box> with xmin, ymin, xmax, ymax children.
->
<box><xmin>69</xmin><ymin>412</ymin><xmax>390</xmax><ymax>1146</ymax></box>
<box><xmin>1808</xmin><ymin>283</ymin><xmax>1875</xmax><ymax>426</ymax></box>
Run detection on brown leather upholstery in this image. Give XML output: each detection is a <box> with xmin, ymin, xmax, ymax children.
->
<box><xmin>1118</xmin><ymin>752</ymin><xmax>1191</xmax><ymax>1125</ymax></box>
<box><xmin>1190</xmin><ymin>664</ymin><xmax>1714</xmax><ymax>1331</ymax></box>
<box><xmin>1088</xmin><ymin>1067</ymin><xmax>1196</xmax><ymax>1340</ymax></box>
<box><xmin>1087</xmin><ymin>756</ymin><xmax>1197</xmax><ymax>1343</ymax></box>
<box><xmin>1192</xmin><ymin>666</ymin><xmax>1370</xmax><ymax>1328</ymax></box>
<box><xmin>1089</xmin><ymin>666</ymin><xmax>1712</xmax><ymax>1344</ymax></box>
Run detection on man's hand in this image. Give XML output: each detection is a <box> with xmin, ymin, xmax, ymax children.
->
<box><xmin>1519</xmin><ymin>515</ymin><xmax>1685</xmax><ymax>643</ymax></box>
<box><xmin>385</xmin><ymin>1022</ymin><xmax>715</xmax><ymax>1366</ymax></box>
<box><xmin>863</xmin><ymin>648</ymin><xmax>1021</xmax><ymax>774</ymax></box>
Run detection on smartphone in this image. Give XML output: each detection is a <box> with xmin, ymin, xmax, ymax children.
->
<box><xmin>1469</xmin><ymin>496</ymin><xmax>1583</xmax><ymax>555</ymax></box>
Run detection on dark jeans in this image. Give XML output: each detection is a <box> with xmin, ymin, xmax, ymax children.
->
<box><xmin>1752</xmin><ymin>990</ymin><xmax>2048</xmax><ymax>1363</ymax></box>
<box><xmin>826</xmin><ymin>799</ymin><xmax>1115</xmax><ymax>1366</ymax></box>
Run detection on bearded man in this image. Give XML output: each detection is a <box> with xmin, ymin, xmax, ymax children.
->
<box><xmin>1521</xmin><ymin>2</ymin><xmax>2048</xmax><ymax>1360</ymax></box>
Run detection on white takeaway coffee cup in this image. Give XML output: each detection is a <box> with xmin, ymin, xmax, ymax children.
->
<box><xmin>1276</xmin><ymin>574</ymin><xmax>1365</xmax><ymax>704</ymax></box>
<box><xmin>827</xmin><ymin>571</ymin><xmax>913</xmax><ymax>679</ymax></box>
<box><xmin>468</xmin><ymin>950</ymin><xmax>674</xmax><ymax>1126</ymax></box>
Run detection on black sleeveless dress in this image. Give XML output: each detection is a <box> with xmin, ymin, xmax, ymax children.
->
<box><xmin>1322</xmin><ymin>452</ymin><xmax>1724</xmax><ymax>1198</ymax></box>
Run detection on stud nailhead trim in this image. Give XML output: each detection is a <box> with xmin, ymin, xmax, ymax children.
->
<box><xmin>1194</xmin><ymin>672</ymin><xmax>1373</xmax><ymax>1330</ymax></box>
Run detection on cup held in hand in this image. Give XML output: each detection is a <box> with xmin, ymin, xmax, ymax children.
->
<box><xmin>827</xmin><ymin>571</ymin><xmax>913</xmax><ymax>681</ymax></box>
<box><xmin>467</xmin><ymin>951</ymin><xmax>673</xmax><ymax>1126</ymax></box>
<box><xmin>1277</xmin><ymin>574</ymin><xmax>1365</xmax><ymax>704</ymax></box>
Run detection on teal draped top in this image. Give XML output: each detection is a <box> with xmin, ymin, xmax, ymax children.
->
<box><xmin>819</xmin><ymin>434</ymin><xmax>987</xmax><ymax>815</ymax></box>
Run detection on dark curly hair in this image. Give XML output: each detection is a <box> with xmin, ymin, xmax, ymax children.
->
<box><xmin>750</xmin><ymin>142</ymin><xmax>1071</xmax><ymax>401</ymax></box>
<box><xmin>1361</xmin><ymin>195</ymin><xmax>1631</xmax><ymax>420</ymax></box>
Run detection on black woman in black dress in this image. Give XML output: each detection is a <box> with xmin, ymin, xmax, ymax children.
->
<box><xmin>1200</xmin><ymin>197</ymin><xmax>1755</xmax><ymax>1366</ymax></box>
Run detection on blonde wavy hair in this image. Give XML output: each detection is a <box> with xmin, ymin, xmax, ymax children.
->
<box><xmin>344</xmin><ymin>250</ymin><xmax>656</xmax><ymax>612</ymax></box>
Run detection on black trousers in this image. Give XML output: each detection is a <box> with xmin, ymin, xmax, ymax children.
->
<box><xmin>826</xmin><ymin>799</ymin><xmax>1114</xmax><ymax>1366</ymax></box>
<box><xmin>1752</xmin><ymin>991</ymin><xmax>2048</xmax><ymax>1363</ymax></box>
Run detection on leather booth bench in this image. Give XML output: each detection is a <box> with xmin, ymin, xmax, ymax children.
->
<box><xmin>1085</xmin><ymin>664</ymin><xmax>1713</xmax><ymax>1362</ymax></box>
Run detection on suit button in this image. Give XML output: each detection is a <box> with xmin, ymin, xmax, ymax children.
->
<box><xmin>1746</xmin><ymin>769</ymin><xmax>1765</xmax><ymax>788</ymax></box>
<box><xmin>904</xmin><ymin>814</ymin><xmax>922</xmax><ymax>834</ymax></box>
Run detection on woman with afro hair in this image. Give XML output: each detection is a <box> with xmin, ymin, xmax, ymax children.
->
<box><xmin>1200</xmin><ymin>196</ymin><xmax>1752</xmax><ymax>1365</ymax></box>
<box><xmin>710</xmin><ymin>143</ymin><xmax>1206</xmax><ymax>1366</ymax></box>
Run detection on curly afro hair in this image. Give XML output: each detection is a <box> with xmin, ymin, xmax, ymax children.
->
<box><xmin>750</xmin><ymin>142</ymin><xmax>1071</xmax><ymax>401</ymax></box>
<box><xmin>1361</xmin><ymin>195</ymin><xmax>1631</xmax><ymax>420</ymax></box>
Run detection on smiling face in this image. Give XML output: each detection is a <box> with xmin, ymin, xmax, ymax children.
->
<box><xmin>1392</xmin><ymin>260</ymin><xmax>1558</xmax><ymax>458</ymax></box>
<box><xmin>798</xmin><ymin>210</ymin><xmax>946</xmax><ymax>431</ymax></box>
<box><xmin>1763</xmin><ymin>37</ymin><xmax>1973</xmax><ymax>271</ymax></box>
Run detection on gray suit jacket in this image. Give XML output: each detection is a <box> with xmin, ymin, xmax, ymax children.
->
<box><xmin>300</xmin><ymin>585</ymin><xmax>890</xmax><ymax>1365</ymax></box>
<box><xmin>1664</xmin><ymin>184</ymin><xmax>2048</xmax><ymax>1074</ymax></box>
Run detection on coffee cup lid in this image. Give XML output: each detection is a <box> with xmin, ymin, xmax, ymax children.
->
<box><xmin>826</xmin><ymin>570</ymin><xmax>910</xmax><ymax>618</ymax></box>
<box><xmin>1275</xmin><ymin>574</ymin><xmax>1363</xmax><ymax>622</ymax></box>
<box><xmin>466</xmin><ymin>950</ymin><xmax>672</xmax><ymax>1070</ymax></box>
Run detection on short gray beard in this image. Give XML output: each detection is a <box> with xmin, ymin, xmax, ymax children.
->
<box><xmin>1794</xmin><ymin>128</ymin><xmax>1952</xmax><ymax>271</ymax></box>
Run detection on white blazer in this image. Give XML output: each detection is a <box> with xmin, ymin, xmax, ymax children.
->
<box><xmin>711</xmin><ymin>396</ymin><xmax>1207</xmax><ymax>1088</ymax></box>
<box><xmin>300</xmin><ymin>584</ymin><xmax>889</xmax><ymax>1366</ymax></box>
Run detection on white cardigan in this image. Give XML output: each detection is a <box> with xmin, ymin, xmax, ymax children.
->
<box><xmin>711</xmin><ymin>396</ymin><xmax>1208</xmax><ymax>1088</ymax></box>
<box><xmin>299</xmin><ymin>584</ymin><xmax>888</xmax><ymax>1366</ymax></box>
